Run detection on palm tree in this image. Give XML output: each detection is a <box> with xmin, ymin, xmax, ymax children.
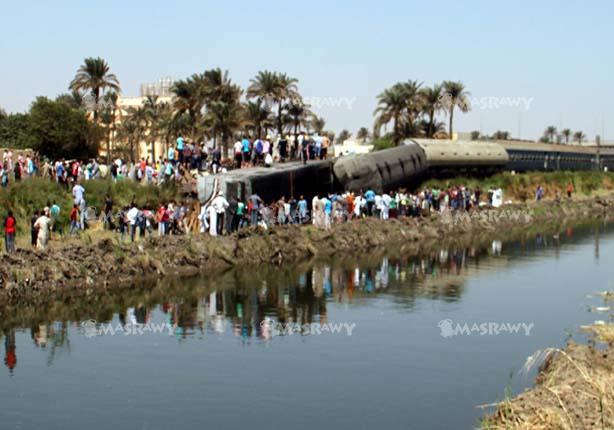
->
<box><xmin>374</xmin><ymin>80</ymin><xmax>422</xmax><ymax>144</ymax></box>
<box><xmin>99</xmin><ymin>91</ymin><xmax>119</xmax><ymax>163</ymax></box>
<box><xmin>573</xmin><ymin>131</ymin><xmax>586</xmax><ymax>144</ymax></box>
<box><xmin>420</xmin><ymin>84</ymin><xmax>443</xmax><ymax>138</ymax></box>
<box><xmin>373</xmin><ymin>85</ymin><xmax>408</xmax><ymax>144</ymax></box>
<box><xmin>338</xmin><ymin>129</ymin><xmax>351</xmax><ymax>144</ymax></box>
<box><xmin>118</xmin><ymin>107</ymin><xmax>147</xmax><ymax>162</ymax></box>
<box><xmin>561</xmin><ymin>128</ymin><xmax>571</xmax><ymax>144</ymax></box>
<box><xmin>545</xmin><ymin>126</ymin><xmax>557</xmax><ymax>143</ymax></box>
<box><xmin>205</xmin><ymin>100</ymin><xmax>243</xmax><ymax>154</ymax></box>
<box><xmin>356</xmin><ymin>127</ymin><xmax>369</xmax><ymax>143</ymax></box>
<box><xmin>171</xmin><ymin>74</ymin><xmax>207</xmax><ymax>139</ymax></box>
<box><xmin>69</xmin><ymin>57</ymin><xmax>120</xmax><ymax>123</ymax></box>
<box><xmin>441</xmin><ymin>81</ymin><xmax>471</xmax><ymax>139</ymax></box>
<box><xmin>248</xmin><ymin>71</ymin><xmax>299</xmax><ymax>137</ymax></box>
<box><xmin>311</xmin><ymin>115</ymin><xmax>326</xmax><ymax>134</ymax></box>
<box><xmin>244</xmin><ymin>99</ymin><xmax>272</xmax><ymax>139</ymax></box>
<box><xmin>285</xmin><ymin>100</ymin><xmax>310</xmax><ymax>138</ymax></box>
<box><xmin>142</xmin><ymin>95</ymin><xmax>162</xmax><ymax>160</ymax></box>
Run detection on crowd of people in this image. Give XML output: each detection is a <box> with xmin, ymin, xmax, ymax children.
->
<box><xmin>0</xmin><ymin>131</ymin><xmax>332</xmax><ymax>191</ymax></box>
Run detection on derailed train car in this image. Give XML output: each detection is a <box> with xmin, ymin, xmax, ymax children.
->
<box><xmin>332</xmin><ymin>142</ymin><xmax>427</xmax><ymax>192</ymax></box>
<box><xmin>412</xmin><ymin>139</ymin><xmax>509</xmax><ymax>175</ymax></box>
<box><xmin>197</xmin><ymin>160</ymin><xmax>335</xmax><ymax>203</ymax></box>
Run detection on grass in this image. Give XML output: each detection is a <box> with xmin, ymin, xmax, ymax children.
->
<box><xmin>0</xmin><ymin>178</ymin><xmax>181</xmax><ymax>240</ymax></box>
<box><xmin>420</xmin><ymin>171</ymin><xmax>614</xmax><ymax>201</ymax></box>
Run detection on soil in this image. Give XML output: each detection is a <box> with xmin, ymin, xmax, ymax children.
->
<box><xmin>482</xmin><ymin>339</ymin><xmax>613</xmax><ymax>429</ymax></box>
<box><xmin>0</xmin><ymin>196</ymin><xmax>612</xmax><ymax>310</ymax></box>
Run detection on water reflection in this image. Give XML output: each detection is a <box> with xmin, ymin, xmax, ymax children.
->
<box><xmin>1</xmin><ymin>220</ymin><xmax>612</xmax><ymax>374</ymax></box>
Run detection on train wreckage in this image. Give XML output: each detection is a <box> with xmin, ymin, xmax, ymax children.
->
<box><xmin>197</xmin><ymin>138</ymin><xmax>610</xmax><ymax>202</ymax></box>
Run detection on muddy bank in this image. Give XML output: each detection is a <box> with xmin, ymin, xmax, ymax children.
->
<box><xmin>482</xmin><ymin>332</ymin><xmax>613</xmax><ymax>429</ymax></box>
<box><xmin>0</xmin><ymin>196</ymin><xmax>612</xmax><ymax>309</ymax></box>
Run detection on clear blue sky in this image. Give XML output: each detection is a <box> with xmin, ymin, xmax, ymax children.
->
<box><xmin>1</xmin><ymin>0</ymin><xmax>613</xmax><ymax>140</ymax></box>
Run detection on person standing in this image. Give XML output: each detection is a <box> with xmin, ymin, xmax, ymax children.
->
<box><xmin>566</xmin><ymin>182</ymin><xmax>574</xmax><ymax>199</ymax></box>
<box><xmin>69</xmin><ymin>204</ymin><xmax>79</xmax><ymax>235</ymax></box>
<box><xmin>34</xmin><ymin>210</ymin><xmax>52</xmax><ymax>250</ymax></box>
<box><xmin>249</xmin><ymin>193</ymin><xmax>264</xmax><ymax>226</ymax></box>
<box><xmin>4</xmin><ymin>211</ymin><xmax>16</xmax><ymax>253</ymax></box>
<box><xmin>30</xmin><ymin>210</ymin><xmax>39</xmax><ymax>248</ymax></box>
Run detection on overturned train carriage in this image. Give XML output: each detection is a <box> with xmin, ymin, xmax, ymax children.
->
<box><xmin>333</xmin><ymin>143</ymin><xmax>427</xmax><ymax>193</ymax></box>
<box><xmin>412</xmin><ymin>139</ymin><xmax>509</xmax><ymax>175</ymax></box>
<box><xmin>197</xmin><ymin>160</ymin><xmax>335</xmax><ymax>203</ymax></box>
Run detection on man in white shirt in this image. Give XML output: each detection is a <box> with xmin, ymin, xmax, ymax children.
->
<box><xmin>72</xmin><ymin>182</ymin><xmax>85</xmax><ymax>205</ymax></box>
<box><xmin>126</xmin><ymin>205</ymin><xmax>140</xmax><ymax>242</ymax></box>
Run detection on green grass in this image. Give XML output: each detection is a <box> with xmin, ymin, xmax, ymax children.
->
<box><xmin>0</xmin><ymin>177</ymin><xmax>181</xmax><ymax>234</ymax></box>
<box><xmin>419</xmin><ymin>171</ymin><xmax>614</xmax><ymax>201</ymax></box>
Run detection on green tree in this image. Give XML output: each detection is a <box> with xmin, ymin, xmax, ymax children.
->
<box><xmin>244</xmin><ymin>99</ymin><xmax>272</xmax><ymax>139</ymax></box>
<box><xmin>419</xmin><ymin>84</ymin><xmax>443</xmax><ymax>138</ymax></box>
<box><xmin>248</xmin><ymin>71</ymin><xmax>299</xmax><ymax>137</ymax></box>
<box><xmin>117</xmin><ymin>106</ymin><xmax>147</xmax><ymax>162</ymax></box>
<box><xmin>0</xmin><ymin>112</ymin><xmax>35</xmax><ymax>149</ymax></box>
<box><xmin>374</xmin><ymin>80</ymin><xmax>422</xmax><ymax>144</ymax></box>
<box><xmin>573</xmin><ymin>131</ymin><xmax>586</xmax><ymax>144</ymax></box>
<box><xmin>441</xmin><ymin>81</ymin><xmax>471</xmax><ymax>139</ymax></box>
<box><xmin>561</xmin><ymin>128</ymin><xmax>571</xmax><ymax>144</ymax></box>
<box><xmin>545</xmin><ymin>126</ymin><xmax>557</xmax><ymax>143</ymax></box>
<box><xmin>28</xmin><ymin>97</ymin><xmax>101</xmax><ymax>159</ymax></box>
<box><xmin>310</xmin><ymin>115</ymin><xmax>326</xmax><ymax>134</ymax></box>
<box><xmin>338</xmin><ymin>129</ymin><xmax>351</xmax><ymax>144</ymax></box>
<box><xmin>99</xmin><ymin>91</ymin><xmax>119</xmax><ymax>163</ymax></box>
<box><xmin>69</xmin><ymin>57</ymin><xmax>120</xmax><ymax>123</ymax></box>
<box><xmin>356</xmin><ymin>127</ymin><xmax>369</xmax><ymax>143</ymax></box>
<box><xmin>470</xmin><ymin>130</ymin><xmax>480</xmax><ymax>140</ymax></box>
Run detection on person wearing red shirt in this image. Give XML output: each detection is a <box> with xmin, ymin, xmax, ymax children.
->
<box><xmin>4</xmin><ymin>210</ymin><xmax>16</xmax><ymax>253</ymax></box>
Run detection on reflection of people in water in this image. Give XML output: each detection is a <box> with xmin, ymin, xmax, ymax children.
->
<box><xmin>4</xmin><ymin>329</ymin><xmax>17</xmax><ymax>373</ymax></box>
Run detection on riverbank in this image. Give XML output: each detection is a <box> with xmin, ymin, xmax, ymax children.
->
<box><xmin>1</xmin><ymin>194</ymin><xmax>613</xmax><ymax>310</ymax></box>
<box><xmin>482</xmin><ymin>320</ymin><xmax>613</xmax><ymax>429</ymax></box>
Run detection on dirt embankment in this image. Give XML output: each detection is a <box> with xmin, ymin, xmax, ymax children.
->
<box><xmin>0</xmin><ymin>196</ymin><xmax>612</xmax><ymax>308</ymax></box>
<box><xmin>483</xmin><ymin>327</ymin><xmax>613</xmax><ymax>429</ymax></box>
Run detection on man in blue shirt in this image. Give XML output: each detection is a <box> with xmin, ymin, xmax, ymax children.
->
<box><xmin>168</xmin><ymin>145</ymin><xmax>176</xmax><ymax>165</ymax></box>
<box><xmin>365</xmin><ymin>189</ymin><xmax>376</xmax><ymax>216</ymax></box>
<box><xmin>297</xmin><ymin>195</ymin><xmax>308</xmax><ymax>224</ymax></box>
<box><xmin>176</xmin><ymin>136</ymin><xmax>184</xmax><ymax>165</ymax></box>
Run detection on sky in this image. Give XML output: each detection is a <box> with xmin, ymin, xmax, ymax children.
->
<box><xmin>1</xmin><ymin>0</ymin><xmax>614</xmax><ymax>141</ymax></box>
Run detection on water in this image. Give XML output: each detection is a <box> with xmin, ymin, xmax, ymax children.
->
<box><xmin>2</xmin><ymin>222</ymin><xmax>613</xmax><ymax>430</ymax></box>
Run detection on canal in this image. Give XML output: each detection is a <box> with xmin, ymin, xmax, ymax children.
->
<box><xmin>1</xmin><ymin>221</ymin><xmax>612</xmax><ymax>429</ymax></box>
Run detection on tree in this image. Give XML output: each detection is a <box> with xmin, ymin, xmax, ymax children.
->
<box><xmin>248</xmin><ymin>71</ymin><xmax>299</xmax><ymax>137</ymax></box>
<box><xmin>338</xmin><ymin>129</ymin><xmax>351</xmax><ymax>144</ymax></box>
<box><xmin>374</xmin><ymin>80</ymin><xmax>422</xmax><ymax>144</ymax></box>
<box><xmin>117</xmin><ymin>107</ymin><xmax>146</xmax><ymax>162</ymax></box>
<box><xmin>69</xmin><ymin>57</ymin><xmax>120</xmax><ymax>123</ymax></box>
<box><xmin>99</xmin><ymin>91</ymin><xmax>119</xmax><ymax>163</ymax></box>
<box><xmin>310</xmin><ymin>115</ymin><xmax>326</xmax><ymax>134</ymax></box>
<box><xmin>419</xmin><ymin>84</ymin><xmax>443</xmax><ymax>138</ymax></box>
<box><xmin>561</xmin><ymin>128</ymin><xmax>571</xmax><ymax>144</ymax></box>
<box><xmin>470</xmin><ymin>130</ymin><xmax>480</xmax><ymax>140</ymax></box>
<box><xmin>142</xmin><ymin>95</ymin><xmax>162</xmax><ymax>160</ymax></box>
<box><xmin>55</xmin><ymin>90</ymin><xmax>84</xmax><ymax>109</ymax></box>
<box><xmin>441</xmin><ymin>81</ymin><xmax>471</xmax><ymax>139</ymax></box>
<box><xmin>573</xmin><ymin>131</ymin><xmax>586</xmax><ymax>144</ymax></box>
<box><xmin>544</xmin><ymin>126</ymin><xmax>557</xmax><ymax>143</ymax></box>
<box><xmin>28</xmin><ymin>97</ymin><xmax>101</xmax><ymax>159</ymax></box>
<box><xmin>171</xmin><ymin>74</ymin><xmax>207</xmax><ymax>140</ymax></box>
<box><xmin>285</xmin><ymin>100</ymin><xmax>310</xmax><ymax>138</ymax></box>
<box><xmin>244</xmin><ymin>99</ymin><xmax>272</xmax><ymax>139</ymax></box>
<box><xmin>356</xmin><ymin>127</ymin><xmax>369</xmax><ymax>143</ymax></box>
<box><xmin>492</xmin><ymin>130</ymin><xmax>510</xmax><ymax>140</ymax></box>
<box><xmin>0</xmin><ymin>112</ymin><xmax>35</xmax><ymax>149</ymax></box>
